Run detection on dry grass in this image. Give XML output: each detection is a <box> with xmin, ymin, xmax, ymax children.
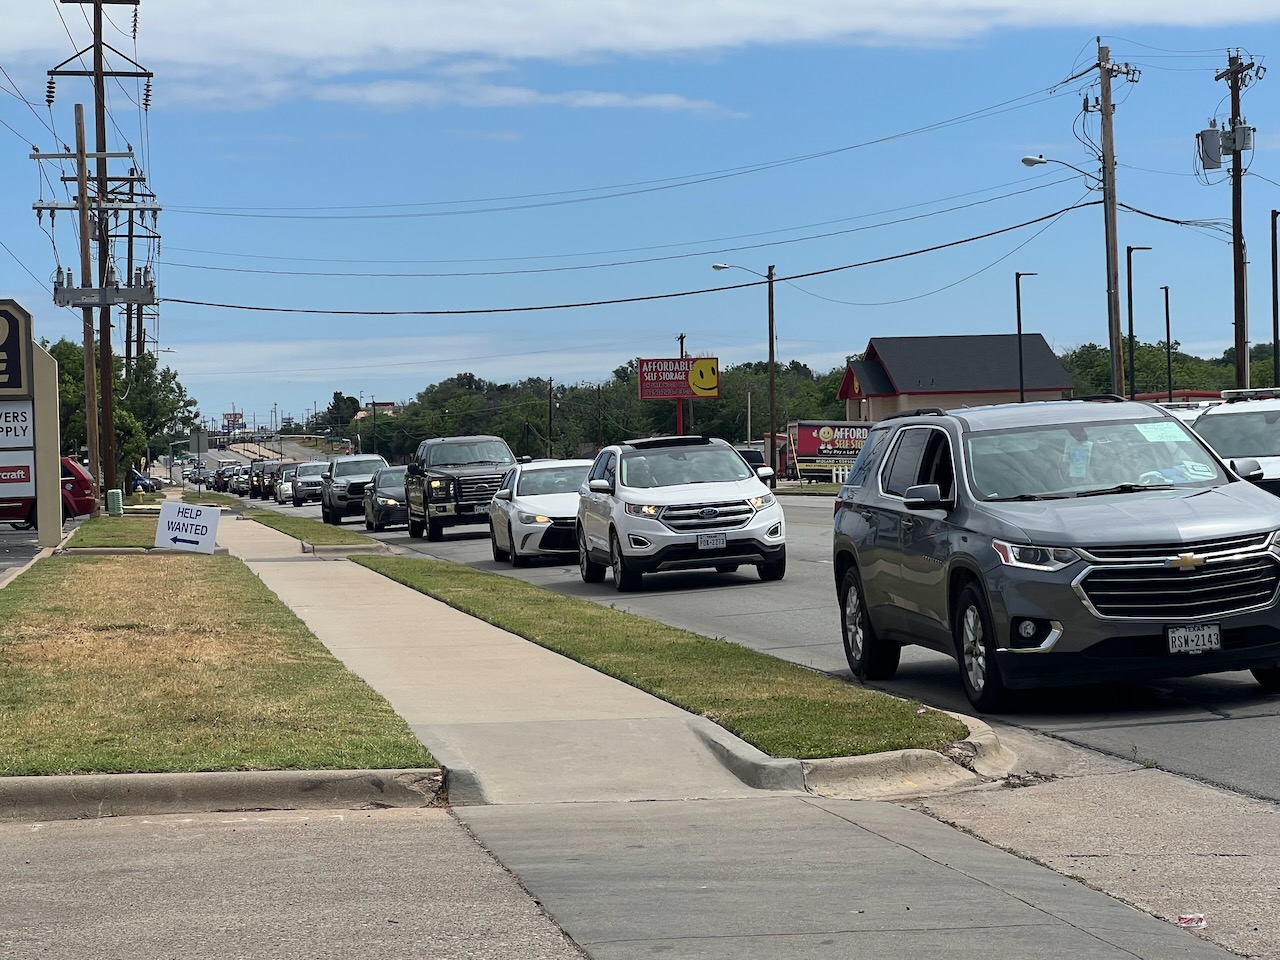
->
<box><xmin>0</xmin><ymin>555</ymin><xmax>434</xmax><ymax>775</ymax></box>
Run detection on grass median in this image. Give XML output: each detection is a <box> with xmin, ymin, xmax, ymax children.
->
<box><xmin>65</xmin><ymin>515</ymin><xmax>158</xmax><ymax>548</ymax></box>
<box><xmin>242</xmin><ymin>509</ymin><xmax>373</xmax><ymax>546</ymax></box>
<box><xmin>0</xmin><ymin>554</ymin><xmax>434</xmax><ymax>776</ymax></box>
<box><xmin>354</xmin><ymin>555</ymin><xmax>968</xmax><ymax>760</ymax></box>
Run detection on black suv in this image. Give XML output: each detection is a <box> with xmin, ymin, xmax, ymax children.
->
<box><xmin>405</xmin><ymin>435</ymin><xmax>516</xmax><ymax>541</ymax></box>
<box><xmin>832</xmin><ymin>399</ymin><xmax>1280</xmax><ymax>711</ymax></box>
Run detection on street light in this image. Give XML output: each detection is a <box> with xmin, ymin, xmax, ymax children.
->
<box><xmin>713</xmin><ymin>262</ymin><xmax>777</xmax><ymax>489</ymax></box>
<box><xmin>1126</xmin><ymin>245</ymin><xmax>1152</xmax><ymax>400</ymax></box>
<box><xmin>1014</xmin><ymin>272</ymin><xmax>1037</xmax><ymax>402</ymax></box>
<box><xmin>1160</xmin><ymin>285</ymin><xmax>1174</xmax><ymax>401</ymax></box>
<box><xmin>1023</xmin><ymin>153</ymin><xmax>1124</xmax><ymax>396</ymax></box>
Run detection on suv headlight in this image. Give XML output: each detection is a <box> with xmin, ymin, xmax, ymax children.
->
<box><xmin>992</xmin><ymin>539</ymin><xmax>1080</xmax><ymax>572</ymax></box>
<box><xmin>625</xmin><ymin>503</ymin><xmax>661</xmax><ymax>518</ymax></box>
<box><xmin>518</xmin><ymin>511</ymin><xmax>551</xmax><ymax>524</ymax></box>
<box><xmin>749</xmin><ymin>493</ymin><xmax>775</xmax><ymax>509</ymax></box>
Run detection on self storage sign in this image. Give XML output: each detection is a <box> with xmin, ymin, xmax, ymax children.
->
<box><xmin>155</xmin><ymin>501</ymin><xmax>221</xmax><ymax>554</ymax></box>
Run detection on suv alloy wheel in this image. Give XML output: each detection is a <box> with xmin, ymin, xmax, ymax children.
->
<box><xmin>610</xmin><ymin>530</ymin><xmax>642</xmax><ymax>592</ymax></box>
<box><xmin>839</xmin><ymin>565</ymin><xmax>899</xmax><ymax>680</ymax></box>
<box><xmin>954</xmin><ymin>581</ymin><xmax>1008</xmax><ymax>712</ymax></box>
<box><xmin>578</xmin><ymin>525</ymin><xmax>605</xmax><ymax>583</ymax></box>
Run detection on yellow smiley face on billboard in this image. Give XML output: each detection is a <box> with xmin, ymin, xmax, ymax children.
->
<box><xmin>688</xmin><ymin>358</ymin><xmax>720</xmax><ymax>397</ymax></box>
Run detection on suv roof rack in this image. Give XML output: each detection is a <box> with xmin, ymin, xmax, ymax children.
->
<box><xmin>880</xmin><ymin>408</ymin><xmax>947</xmax><ymax>422</ymax></box>
<box><xmin>1221</xmin><ymin>388</ymin><xmax>1280</xmax><ymax>402</ymax></box>
<box><xmin>1077</xmin><ymin>394</ymin><xmax>1128</xmax><ymax>402</ymax></box>
<box><xmin>624</xmin><ymin>435</ymin><xmax>713</xmax><ymax>449</ymax></box>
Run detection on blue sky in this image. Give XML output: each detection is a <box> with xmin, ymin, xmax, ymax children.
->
<box><xmin>3</xmin><ymin>1</ymin><xmax>1280</xmax><ymax>431</ymax></box>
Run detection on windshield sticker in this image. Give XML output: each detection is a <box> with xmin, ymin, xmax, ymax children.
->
<box><xmin>1135</xmin><ymin>421</ymin><xmax>1187</xmax><ymax>443</ymax></box>
<box><xmin>1181</xmin><ymin>460</ymin><xmax>1217</xmax><ymax>479</ymax></box>
<box><xmin>1068</xmin><ymin>441</ymin><xmax>1092</xmax><ymax>479</ymax></box>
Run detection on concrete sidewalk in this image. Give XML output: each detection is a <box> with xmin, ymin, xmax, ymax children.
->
<box><xmin>210</xmin><ymin>517</ymin><xmax>1238</xmax><ymax>959</ymax></box>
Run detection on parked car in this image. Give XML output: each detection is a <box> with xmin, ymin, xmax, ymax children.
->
<box><xmin>490</xmin><ymin>459</ymin><xmax>593</xmax><ymax>565</ymax></box>
<box><xmin>1192</xmin><ymin>388</ymin><xmax>1280</xmax><ymax>498</ymax></box>
<box><xmin>363</xmin><ymin>465</ymin><xmax>408</xmax><ymax>531</ymax></box>
<box><xmin>405</xmin><ymin>435</ymin><xmax>517</xmax><ymax>541</ymax></box>
<box><xmin>0</xmin><ymin>456</ymin><xmax>96</xmax><ymax>529</ymax></box>
<box><xmin>831</xmin><ymin>399</ymin><xmax>1280</xmax><ymax>711</ymax></box>
<box><xmin>128</xmin><ymin>468</ymin><xmax>157</xmax><ymax>493</ymax></box>
<box><xmin>320</xmin><ymin>454</ymin><xmax>388</xmax><ymax>524</ymax></box>
<box><xmin>577</xmin><ymin>436</ymin><xmax>786</xmax><ymax>591</ymax></box>
<box><xmin>275</xmin><ymin>463</ymin><xmax>299</xmax><ymax>504</ymax></box>
<box><xmin>291</xmin><ymin>461</ymin><xmax>327</xmax><ymax>506</ymax></box>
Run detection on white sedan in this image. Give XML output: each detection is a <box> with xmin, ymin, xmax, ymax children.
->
<box><xmin>489</xmin><ymin>459</ymin><xmax>594</xmax><ymax>566</ymax></box>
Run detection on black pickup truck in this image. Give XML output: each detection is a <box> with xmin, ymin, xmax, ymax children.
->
<box><xmin>405</xmin><ymin>435</ymin><xmax>518</xmax><ymax>541</ymax></box>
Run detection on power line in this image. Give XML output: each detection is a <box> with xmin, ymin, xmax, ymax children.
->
<box><xmin>159</xmin><ymin>177</ymin><xmax>1079</xmax><ymax>279</ymax></box>
<box><xmin>163</xmin><ymin>201</ymin><xmax>1099</xmax><ymax>316</ymax></box>
<box><xmin>163</xmin><ymin>171</ymin><xmax>1067</xmax><ymax>268</ymax></box>
<box><xmin>163</xmin><ymin>86</ymin><xmax>1075</xmax><ymax>220</ymax></box>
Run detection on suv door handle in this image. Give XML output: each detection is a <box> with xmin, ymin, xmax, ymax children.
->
<box><xmin>858</xmin><ymin>510</ymin><xmax>874</xmax><ymax>522</ymax></box>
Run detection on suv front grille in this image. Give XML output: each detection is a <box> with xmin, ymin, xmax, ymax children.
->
<box><xmin>1079</xmin><ymin>533</ymin><xmax>1271</xmax><ymax>563</ymax></box>
<box><xmin>458</xmin><ymin>474</ymin><xmax>505</xmax><ymax>504</ymax></box>
<box><xmin>661</xmin><ymin>500</ymin><xmax>754</xmax><ymax>532</ymax></box>
<box><xmin>1079</xmin><ymin>554</ymin><xmax>1280</xmax><ymax>619</ymax></box>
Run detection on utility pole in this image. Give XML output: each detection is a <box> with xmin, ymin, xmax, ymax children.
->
<box><xmin>1216</xmin><ymin>52</ymin><xmax>1263</xmax><ymax>388</ymax></box>
<box><xmin>546</xmin><ymin>379</ymin><xmax>554</xmax><ymax>458</ymax></box>
<box><xmin>1272</xmin><ymin>209</ymin><xmax>1279</xmax><ymax>387</ymax></box>
<box><xmin>1095</xmin><ymin>42</ymin><xmax>1133</xmax><ymax>397</ymax></box>
<box><xmin>767</xmin><ymin>265</ymin><xmax>777</xmax><ymax>490</ymax></box>
<box><xmin>48</xmin><ymin>0</ymin><xmax>154</xmax><ymax>493</ymax></box>
<box><xmin>74</xmin><ymin>104</ymin><xmax>101</xmax><ymax>507</ymax></box>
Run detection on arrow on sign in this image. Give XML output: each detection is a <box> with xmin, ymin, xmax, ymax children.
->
<box><xmin>170</xmin><ymin>536</ymin><xmax>199</xmax><ymax>546</ymax></box>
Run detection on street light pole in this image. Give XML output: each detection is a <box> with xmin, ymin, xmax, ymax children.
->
<box><xmin>1126</xmin><ymin>245</ymin><xmax>1152</xmax><ymax>400</ymax></box>
<box><xmin>713</xmin><ymin>262</ymin><xmax>778</xmax><ymax>489</ymax></box>
<box><xmin>1272</xmin><ymin>209</ymin><xmax>1278</xmax><ymax>387</ymax></box>
<box><xmin>1161</xmin><ymin>285</ymin><xmax>1173</xmax><ymax>401</ymax></box>
<box><xmin>1015</xmin><ymin>272</ymin><xmax>1037</xmax><ymax>402</ymax></box>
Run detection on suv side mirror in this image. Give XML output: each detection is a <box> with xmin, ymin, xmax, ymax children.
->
<box><xmin>322</xmin><ymin>471</ymin><xmax>332</xmax><ymax>481</ymax></box>
<box><xmin>517</xmin><ymin>455</ymin><xmax>533</xmax><ymax>464</ymax></box>
<box><xmin>904</xmin><ymin>483</ymin><xmax>950</xmax><ymax>511</ymax></box>
<box><xmin>406</xmin><ymin>462</ymin><xmax>423</xmax><ymax>477</ymax></box>
<box><xmin>588</xmin><ymin>478</ymin><xmax>612</xmax><ymax>494</ymax></box>
<box><xmin>494</xmin><ymin>489</ymin><xmax>513</xmax><ymax>501</ymax></box>
<box><xmin>1231</xmin><ymin>457</ymin><xmax>1264</xmax><ymax>482</ymax></box>
<box><xmin>756</xmin><ymin>466</ymin><xmax>775</xmax><ymax>480</ymax></box>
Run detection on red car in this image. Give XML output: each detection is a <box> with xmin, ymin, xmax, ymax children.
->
<box><xmin>0</xmin><ymin>457</ymin><xmax>96</xmax><ymax>530</ymax></box>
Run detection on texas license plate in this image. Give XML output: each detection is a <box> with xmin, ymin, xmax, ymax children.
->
<box><xmin>1167</xmin><ymin>623</ymin><xmax>1220</xmax><ymax>654</ymax></box>
<box><xmin>697</xmin><ymin>533</ymin><xmax>727</xmax><ymax>550</ymax></box>
<box><xmin>472</xmin><ymin>502</ymin><xmax>490</xmax><ymax>515</ymax></box>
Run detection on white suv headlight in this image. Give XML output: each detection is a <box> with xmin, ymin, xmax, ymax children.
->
<box><xmin>625</xmin><ymin>503</ymin><xmax>661</xmax><ymax>518</ymax></box>
<box><xmin>749</xmin><ymin>493</ymin><xmax>775</xmax><ymax>509</ymax></box>
<box><xmin>992</xmin><ymin>539</ymin><xmax>1079</xmax><ymax>572</ymax></box>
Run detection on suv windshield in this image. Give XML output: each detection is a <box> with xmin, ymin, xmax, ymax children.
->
<box><xmin>621</xmin><ymin>446</ymin><xmax>754</xmax><ymax>488</ymax></box>
<box><xmin>428</xmin><ymin>440</ymin><xmax>514</xmax><ymax>467</ymax></box>
<box><xmin>333</xmin><ymin>457</ymin><xmax>387</xmax><ymax>478</ymax></box>
<box><xmin>966</xmin><ymin>418</ymin><xmax>1226</xmax><ymax>500</ymax></box>
<box><xmin>296</xmin><ymin>463</ymin><xmax>326</xmax><ymax>477</ymax></box>
<box><xmin>1195</xmin><ymin>408</ymin><xmax>1280</xmax><ymax>458</ymax></box>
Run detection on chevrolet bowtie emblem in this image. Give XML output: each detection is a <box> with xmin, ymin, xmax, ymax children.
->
<box><xmin>1169</xmin><ymin>553</ymin><xmax>1206</xmax><ymax>571</ymax></box>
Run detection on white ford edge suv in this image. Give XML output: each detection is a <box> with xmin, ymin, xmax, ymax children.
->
<box><xmin>577</xmin><ymin>436</ymin><xmax>786</xmax><ymax>591</ymax></box>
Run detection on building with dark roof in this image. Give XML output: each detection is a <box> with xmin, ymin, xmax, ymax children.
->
<box><xmin>837</xmin><ymin>334</ymin><xmax>1074</xmax><ymax>421</ymax></box>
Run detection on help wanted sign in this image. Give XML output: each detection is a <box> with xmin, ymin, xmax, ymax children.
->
<box><xmin>155</xmin><ymin>501</ymin><xmax>221</xmax><ymax>554</ymax></box>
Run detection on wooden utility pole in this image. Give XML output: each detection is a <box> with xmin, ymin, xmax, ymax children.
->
<box><xmin>1097</xmin><ymin>43</ymin><xmax>1126</xmax><ymax>398</ymax></box>
<box><xmin>74</xmin><ymin>103</ymin><xmax>102</xmax><ymax>508</ymax></box>
<box><xmin>1217</xmin><ymin>53</ymin><xmax>1258</xmax><ymax>388</ymax></box>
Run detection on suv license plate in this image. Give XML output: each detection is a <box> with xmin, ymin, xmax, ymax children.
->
<box><xmin>1167</xmin><ymin>623</ymin><xmax>1220</xmax><ymax>654</ymax></box>
<box><xmin>697</xmin><ymin>533</ymin><xmax>727</xmax><ymax>550</ymax></box>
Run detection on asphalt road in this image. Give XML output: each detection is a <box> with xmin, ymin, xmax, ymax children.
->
<box><xmin>231</xmin><ymin>468</ymin><xmax>1280</xmax><ymax>804</ymax></box>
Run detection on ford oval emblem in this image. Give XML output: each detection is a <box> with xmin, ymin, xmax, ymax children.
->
<box><xmin>699</xmin><ymin>507</ymin><xmax>719</xmax><ymax>519</ymax></box>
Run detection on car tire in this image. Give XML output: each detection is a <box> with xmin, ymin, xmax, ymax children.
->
<box><xmin>490</xmin><ymin>521</ymin><xmax>509</xmax><ymax>562</ymax></box>
<box><xmin>408</xmin><ymin>514</ymin><xmax>425</xmax><ymax>539</ymax></box>
<box><xmin>715</xmin><ymin>563</ymin><xmax>739</xmax><ymax>573</ymax></box>
<box><xmin>839</xmin><ymin>565</ymin><xmax>899</xmax><ymax>681</ymax></box>
<box><xmin>373</xmin><ymin>519</ymin><xmax>386</xmax><ymax>532</ymax></box>
<box><xmin>510</xmin><ymin>540</ymin><xmax>529</xmax><ymax>568</ymax></box>
<box><xmin>427</xmin><ymin>519</ymin><xmax>443</xmax><ymax>542</ymax></box>
<box><xmin>578</xmin><ymin>525</ymin><xmax>605</xmax><ymax>583</ymax></box>
<box><xmin>610</xmin><ymin>530</ymin><xmax>642</xmax><ymax>592</ymax></box>
<box><xmin>365</xmin><ymin>513</ymin><xmax>374</xmax><ymax>531</ymax></box>
<box><xmin>320</xmin><ymin>502</ymin><xmax>330</xmax><ymax>523</ymax></box>
<box><xmin>758</xmin><ymin>553</ymin><xmax>786</xmax><ymax>582</ymax></box>
<box><xmin>293</xmin><ymin>498</ymin><xmax>303</xmax><ymax>508</ymax></box>
<box><xmin>954</xmin><ymin>581</ymin><xmax>1009</xmax><ymax>712</ymax></box>
<box><xmin>1252</xmin><ymin>666</ymin><xmax>1280</xmax><ymax>691</ymax></box>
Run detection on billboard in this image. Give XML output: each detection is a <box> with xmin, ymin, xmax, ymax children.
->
<box><xmin>637</xmin><ymin>357</ymin><xmax>720</xmax><ymax>401</ymax></box>
<box><xmin>788</xmin><ymin>421</ymin><xmax>873</xmax><ymax>482</ymax></box>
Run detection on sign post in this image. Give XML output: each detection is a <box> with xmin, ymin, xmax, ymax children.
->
<box><xmin>0</xmin><ymin>300</ymin><xmax>62</xmax><ymax>547</ymax></box>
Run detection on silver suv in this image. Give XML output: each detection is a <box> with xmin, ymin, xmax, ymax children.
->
<box><xmin>320</xmin><ymin>454</ymin><xmax>388</xmax><ymax>525</ymax></box>
<box><xmin>832</xmin><ymin>399</ymin><xmax>1280</xmax><ymax>711</ymax></box>
<box><xmin>577</xmin><ymin>436</ymin><xmax>785</xmax><ymax>591</ymax></box>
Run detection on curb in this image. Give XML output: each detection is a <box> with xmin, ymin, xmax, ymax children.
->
<box><xmin>56</xmin><ymin>546</ymin><xmax>232</xmax><ymax>556</ymax></box>
<box><xmin>689</xmin><ymin>710</ymin><xmax>1017</xmax><ymax>799</ymax></box>
<box><xmin>0</xmin><ymin>768</ymin><xmax>444</xmax><ymax>823</ymax></box>
<box><xmin>301</xmin><ymin>540</ymin><xmax>392</xmax><ymax>558</ymax></box>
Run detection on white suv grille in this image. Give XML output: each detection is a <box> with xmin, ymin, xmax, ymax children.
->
<box><xmin>661</xmin><ymin>500</ymin><xmax>754</xmax><ymax>532</ymax></box>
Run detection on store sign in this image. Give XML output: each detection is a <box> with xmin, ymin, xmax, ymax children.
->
<box><xmin>637</xmin><ymin>357</ymin><xmax>721</xmax><ymax>401</ymax></box>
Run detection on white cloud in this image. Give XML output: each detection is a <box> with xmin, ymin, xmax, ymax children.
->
<box><xmin>6</xmin><ymin>1</ymin><xmax>1280</xmax><ymax>110</ymax></box>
